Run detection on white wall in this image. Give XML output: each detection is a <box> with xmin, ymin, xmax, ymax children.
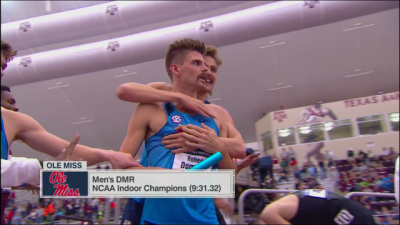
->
<box><xmin>245</xmin><ymin>142</ymin><xmax>260</xmax><ymax>150</ymax></box>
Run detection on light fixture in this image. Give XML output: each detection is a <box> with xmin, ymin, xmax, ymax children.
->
<box><xmin>390</xmin><ymin>113</ymin><xmax>399</xmax><ymax>122</ymax></box>
<box><xmin>300</xmin><ymin>129</ymin><xmax>311</xmax><ymax>134</ymax></box>
<box><xmin>299</xmin><ymin>126</ymin><xmax>311</xmax><ymax>134</ymax></box>
<box><xmin>324</xmin><ymin>122</ymin><xmax>333</xmax><ymax>131</ymax></box>
<box><xmin>391</xmin><ymin>118</ymin><xmax>399</xmax><ymax>123</ymax></box>
<box><xmin>278</xmin><ymin>129</ymin><xmax>291</xmax><ymax>137</ymax></box>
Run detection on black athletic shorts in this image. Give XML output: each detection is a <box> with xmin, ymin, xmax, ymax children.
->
<box><xmin>290</xmin><ymin>190</ymin><xmax>376</xmax><ymax>225</ymax></box>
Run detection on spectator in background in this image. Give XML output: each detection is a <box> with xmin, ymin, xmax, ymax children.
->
<box><xmin>280</xmin><ymin>149</ymin><xmax>289</xmax><ymax>173</ymax></box>
<box><xmin>47</xmin><ymin>201</ymin><xmax>55</xmax><ymax>218</ymax></box>
<box><xmin>358</xmin><ymin>149</ymin><xmax>368</xmax><ymax>163</ymax></box>
<box><xmin>281</xmin><ymin>148</ymin><xmax>288</xmax><ymax>162</ymax></box>
<box><xmin>92</xmin><ymin>200</ymin><xmax>99</xmax><ymax>221</ymax></box>
<box><xmin>277</xmin><ymin>172</ymin><xmax>289</xmax><ymax>183</ymax></box>
<box><xmin>36</xmin><ymin>204</ymin><xmax>44</xmax><ymax>224</ymax></box>
<box><xmin>364</xmin><ymin>204</ymin><xmax>376</xmax><ymax>215</ymax></box>
<box><xmin>325</xmin><ymin>150</ymin><xmax>334</xmax><ymax>167</ymax></box>
<box><xmin>5</xmin><ymin>205</ymin><xmax>15</xmax><ymax>225</ymax></box>
<box><xmin>294</xmin><ymin>178</ymin><xmax>301</xmax><ymax>190</ymax></box>
<box><xmin>378</xmin><ymin>216</ymin><xmax>390</xmax><ymax>225</ymax></box>
<box><xmin>8</xmin><ymin>192</ymin><xmax>15</xmax><ymax>206</ymax></box>
<box><xmin>272</xmin><ymin>154</ymin><xmax>279</xmax><ymax>170</ymax></box>
<box><xmin>328</xmin><ymin>166</ymin><xmax>339</xmax><ymax>184</ymax></box>
<box><xmin>382</xmin><ymin>147</ymin><xmax>390</xmax><ymax>156</ymax></box>
<box><xmin>318</xmin><ymin>157</ymin><xmax>327</xmax><ymax>180</ymax></box>
<box><xmin>287</xmin><ymin>147</ymin><xmax>295</xmax><ymax>161</ymax></box>
<box><xmin>366</xmin><ymin>150</ymin><xmax>374</xmax><ymax>164</ymax></box>
<box><xmin>290</xmin><ymin>157</ymin><xmax>298</xmax><ymax>173</ymax></box>
<box><xmin>84</xmin><ymin>202</ymin><xmax>94</xmax><ymax>222</ymax></box>
<box><xmin>347</xmin><ymin>148</ymin><xmax>355</xmax><ymax>160</ymax></box>
<box><xmin>354</xmin><ymin>162</ymin><xmax>368</xmax><ymax>173</ymax></box>
<box><xmin>258</xmin><ymin>152</ymin><xmax>273</xmax><ymax>184</ymax></box>
<box><xmin>307</xmin><ymin>163</ymin><xmax>317</xmax><ymax>177</ymax></box>
<box><xmin>377</xmin><ymin>174</ymin><xmax>394</xmax><ymax>192</ymax></box>
<box><xmin>28</xmin><ymin>208</ymin><xmax>37</xmax><ymax>223</ymax></box>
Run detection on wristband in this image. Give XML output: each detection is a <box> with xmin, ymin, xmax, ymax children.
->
<box><xmin>22</xmin><ymin>183</ymin><xmax>27</xmax><ymax>187</ymax></box>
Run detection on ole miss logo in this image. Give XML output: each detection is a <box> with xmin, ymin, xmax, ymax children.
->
<box><xmin>50</xmin><ymin>171</ymin><xmax>80</xmax><ymax>196</ymax></box>
<box><xmin>171</xmin><ymin>115</ymin><xmax>182</xmax><ymax>124</ymax></box>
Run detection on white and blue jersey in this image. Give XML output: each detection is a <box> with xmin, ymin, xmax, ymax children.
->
<box><xmin>140</xmin><ymin>102</ymin><xmax>219</xmax><ymax>224</ymax></box>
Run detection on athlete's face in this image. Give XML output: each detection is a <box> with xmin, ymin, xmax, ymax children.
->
<box><xmin>1</xmin><ymin>91</ymin><xmax>19</xmax><ymax>112</ymax></box>
<box><xmin>173</xmin><ymin>51</ymin><xmax>208</xmax><ymax>90</ymax></box>
<box><xmin>204</xmin><ymin>56</ymin><xmax>218</xmax><ymax>94</ymax></box>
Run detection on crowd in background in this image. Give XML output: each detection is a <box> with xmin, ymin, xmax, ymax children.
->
<box><xmin>4</xmin><ymin>164</ymin><xmax>120</xmax><ymax>225</ymax></box>
<box><xmin>4</xmin><ymin>147</ymin><xmax>399</xmax><ymax>225</ymax></box>
<box><xmin>256</xmin><ymin>146</ymin><xmax>399</xmax><ymax>225</ymax></box>
<box><xmin>4</xmin><ymin>197</ymin><xmax>124</xmax><ymax>225</ymax></box>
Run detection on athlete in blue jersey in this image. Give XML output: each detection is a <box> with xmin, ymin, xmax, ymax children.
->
<box><xmin>117</xmin><ymin>45</ymin><xmax>245</xmax><ymax>159</ymax></box>
<box><xmin>119</xmin><ymin>39</ymin><xmax>236</xmax><ymax>224</ymax></box>
<box><xmin>118</xmin><ymin>45</ymin><xmax>245</xmax><ymax>224</ymax></box>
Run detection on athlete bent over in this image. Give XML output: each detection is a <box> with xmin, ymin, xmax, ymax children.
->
<box><xmin>260</xmin><ymin>189</ymin><xmax>376</xmax><ymax>224</ymax></box>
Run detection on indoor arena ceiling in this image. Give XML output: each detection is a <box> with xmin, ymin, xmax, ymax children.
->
<box><xmin>1</xmin><ymin>1</ymin><xmax>113</xmax><ymax>23</ymax></box>
<box><xmin>1</xmin><ymin>2</ymin><xmax>399</xmax><ymax>160</ymax></box>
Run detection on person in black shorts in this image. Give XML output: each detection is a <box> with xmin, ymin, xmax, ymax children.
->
<box><xmin>260</xmin><ymin>189</ymin><xmax>376</xmax><ymax>224</ymax></box>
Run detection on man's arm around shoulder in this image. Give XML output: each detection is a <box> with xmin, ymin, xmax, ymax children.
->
<box><xmin>117</xmin><ymin>82</ymin><xmax>178</xmax><ymax>104</ymax></box>
<box><xmin>215</xmin><ymin>115</ymin><xmax>236</xmax><ymax>170</ymax></box>
<box><xmin>209</xmin><ymin>104</ymin><xmax>246</xmax><ymax>159</ymax></box>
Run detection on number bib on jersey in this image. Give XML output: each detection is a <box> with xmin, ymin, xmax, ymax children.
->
<box><xmin>173</xmin><ymin>153</ymin><xmax>209</xmax><ymax>170</ymax></box>
<box><xmin>306</xmin><ymin>189</ymin><xmax>327</xmax><ymax>199</ymax></box>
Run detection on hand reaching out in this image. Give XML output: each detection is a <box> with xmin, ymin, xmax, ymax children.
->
<box><xmin>54</xmin><ymin>134</ymin><xmax>83</xmax><ymax>161</ymax></box>
<box><xmin>237</xmin><ymin>153</ymin><xmax>260</xmax><ymax>169</ymax></box>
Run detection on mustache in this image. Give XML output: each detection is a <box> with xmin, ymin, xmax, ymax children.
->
<box><xmin>197</xmin><ymin>71</ymin><xmax>208</xmax><ymax>78</ymax></box>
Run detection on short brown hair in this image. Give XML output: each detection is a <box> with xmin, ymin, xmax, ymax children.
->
<box><xmin>1</xmin><ymin>40</ymin><xmax>17</xmax><ymax>62</ymax></box>
<box><xmin>205</xmin><ymin>45</ymin><xmax>222</xmax><ymax>66</ymax></box>
<box><xmin>165</xmin><ymin>38</ymin><xmax>206</xmax><ymax>80</ymax></box>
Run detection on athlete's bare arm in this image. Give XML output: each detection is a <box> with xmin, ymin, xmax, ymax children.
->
<box><xmin>209</xmin><ymin>104</ymin><xmax>246</xmax><ymax>159</ymax></box>
<box><xmin>148</xmin><ymin>82</ymin><xmax>173</xmax><ymax>91</ymax></box>
<box><xmin>118</xmin><ymin>81</ymin><xmax>246</xmax><ymax>159</ymax></box>
<box><xmin>117</xmin><ymin>82</ymin><xmax>179</xmax><ymax>104</ymax></box>
<box><xmin>2</xmin><ymin>108</ymin><xmax>139</xmax><ymax>168</ymax></box>
<box><xmin>214</xmin><ymin>115</ymin><xmax>236</xmax><ymax>170</ymax></box>
<box><xmin>260</xmin><ymin>194</ymin><xmax>298</xmax><ymax>225</ymax></box>
<box><xmin>119</xmin><ymin>103</ymin><xmax>164</xmax><ymax>170</ymax></box>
